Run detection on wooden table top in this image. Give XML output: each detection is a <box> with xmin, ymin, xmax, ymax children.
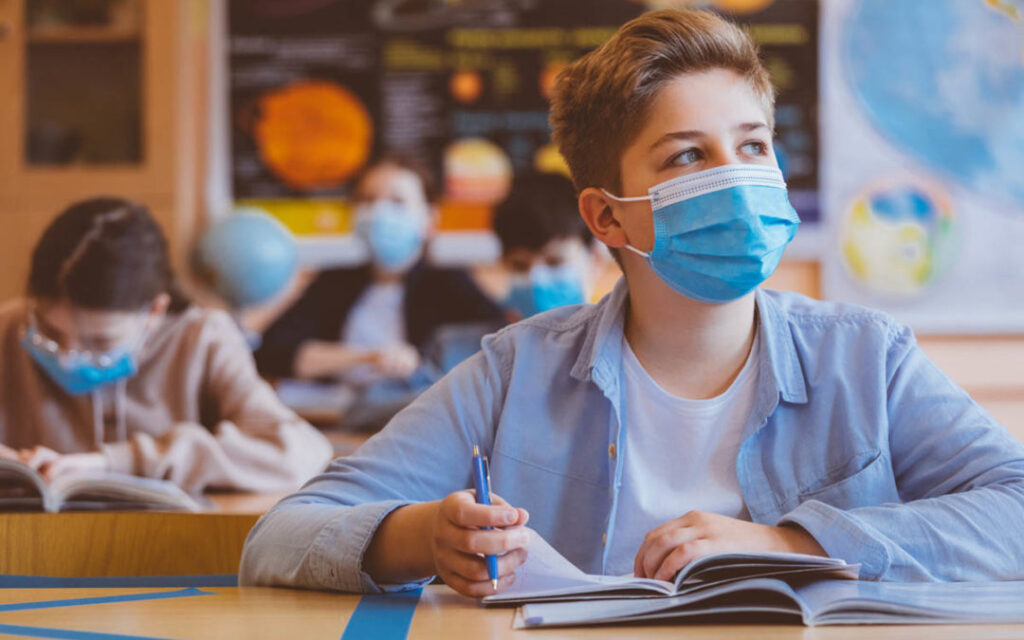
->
<box><xmin>2</xmin><ymin>585</ymin><xmax>1023</xmax><ymax>640</ymax></box>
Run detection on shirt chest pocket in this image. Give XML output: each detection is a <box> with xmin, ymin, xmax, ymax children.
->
<box><xmin>796</xmin><ymin>450</ymin><xmax>900</xmax><ymax>510</ymax></box>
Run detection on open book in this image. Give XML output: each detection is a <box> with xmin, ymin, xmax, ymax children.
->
<box><xmin>483</xmin><ymin>529</ymin><xmax>858</xmax><ymax>606</ymax></box>
<box><xmin>0</xmin><ymin>458</ymin><xmax>203</xmax><ymax>513</ymax></box>
<box><xmin>515</xmin><ymin>577</ymin><xmax>1024</xmax><ymax>628</ymax></box>
<box><xmin>488</xmin><ymin>531</ymin><xmax>1024</xmax><ymax>628</ymax></box>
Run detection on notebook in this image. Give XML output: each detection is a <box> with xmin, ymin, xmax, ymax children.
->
<box><xmin>483</xmin><ymin>528</ymin><xmax>858</xmax><ymax>606</ymax></box>
<box><xmin>0</xmin><ymin>458</ymin><xmax>203</xmax><ymax>512</ymax></box>
<box><xmin>515</xmin><ymin>578</ymin><xmax>1024</xmax><ymax>628</ymax></box>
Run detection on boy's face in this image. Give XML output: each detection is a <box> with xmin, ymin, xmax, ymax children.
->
<box><xmin>614</xmin><ymin>69</ymin><xmax>776</xmax><ymax>253</ymax></box>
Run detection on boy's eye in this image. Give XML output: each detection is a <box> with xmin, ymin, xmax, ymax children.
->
<box><xmin>668</xmin><ymin>147</ymin><xmax>703</xmax><ymax>167</ymax></box>
<box><xmin>741</xmin><ymin>141</ymin><xmax>768</xmax><ymax>156</ymax></box>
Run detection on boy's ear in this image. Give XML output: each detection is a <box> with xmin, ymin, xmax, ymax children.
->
<box><xmin>578</xmin><ymin>187</ymin><xmax>629</xmax><ymax>251</ymax></box>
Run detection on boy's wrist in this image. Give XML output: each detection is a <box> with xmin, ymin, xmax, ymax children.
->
<box><xmin>364</xmin><ymin>501</ymin><xmax>440</xmax><ymax>583</ymax></box>
<box><xmin>775</xmin><ymin>523</ymin><xmax>827</xmax><ymax>557</ymax></box>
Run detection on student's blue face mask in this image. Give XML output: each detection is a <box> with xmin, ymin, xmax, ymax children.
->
<box><xmin>356</xmin><ymin>200</ymin><xmax>427</xmax><ymax>272</ymax></box>
<box><xmin>602</xmin><ymin>164</ymin><xmax>800</xmax><ymax>304</ymax></box>
<box><xmin>20</xmin><ymin>312</ymin><xmax>145</xmax><ymax>396</ymax></box>
<box><xmin>505</xmin><ymin>264</ymin><xmax>586</xmax><ymax>318</ymax></box>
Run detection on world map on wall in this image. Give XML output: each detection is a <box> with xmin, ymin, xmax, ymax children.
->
<box><xmin>844</xmin><ymin>0</ymin><xmax>1024</xmax><ymax>210</ymax></box>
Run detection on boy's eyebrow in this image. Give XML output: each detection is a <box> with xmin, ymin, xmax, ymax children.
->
<box><xmin>649</xmin><ymin>122</ymin><xmax>771</xmax><ymax>150</ymax></box>
<box><xmin>736</xmin><ymin>121</ymin><xmax>770</xmax><ymax>133</ymax></box>
<box><xmin>649</xmin><ymin>130</ymin><xmax>705</xmax><ymax>150</ymax></box>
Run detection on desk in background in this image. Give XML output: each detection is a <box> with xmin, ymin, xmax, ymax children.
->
<box><xmin>2</xmin><ymin>585</ymin><xmax>1023</xmax><ymax>640</ymax></box>
<box><xmin>0</xmin><ymin>493</ymin><xmax>285</xmax><ymax>579</ymax></box>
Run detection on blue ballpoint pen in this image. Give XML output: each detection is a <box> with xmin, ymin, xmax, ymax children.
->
<box><xmin>472</xmin><ymin>444</ymin><xmax>499</xmax><ymax>591</ymax></box>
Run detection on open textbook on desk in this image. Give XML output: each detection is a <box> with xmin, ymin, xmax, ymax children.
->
<box><xmin>486</xmin><ymin>530</ymin><xmax>1024</xmax><ymax>628</ymax></box>
<box><xmin>483</xmin><ymin>529</ymin><xmax>857</xmax><ymax>606</ymax></box>
<box><xmin>0</xmin><ymin>458</ymin><xmax>203</xmax><ymax>512</ymax></box>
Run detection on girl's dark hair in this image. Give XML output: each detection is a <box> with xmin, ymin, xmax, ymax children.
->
<box><xmin>28</xmin><ymin>197</ymin><xmax>191</xmax><ymax>312</ymax></box>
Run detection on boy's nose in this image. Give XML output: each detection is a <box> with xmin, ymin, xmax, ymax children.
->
<box><xmin>704</xmin><ymin>143</ymin><xmax>743</xmax><ymax>169</ymax></box>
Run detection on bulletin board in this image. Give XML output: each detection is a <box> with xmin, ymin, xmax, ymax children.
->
<box><xmin>226</xmin><ymin>0</ymin><xmax>820</xmax><ymax>265</ymax></box>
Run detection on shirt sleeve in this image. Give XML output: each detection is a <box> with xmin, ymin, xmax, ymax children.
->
<box><xmin>102</xmin><ymin>311</ymin><xmax>334</xmax><ymax>494</ymax></box>
<box><xmin>239</xmin><ymin>331</ymin><xmax>511</xmax><ymax>593</ymax></box>
<box><xmin>779</xmin><ymin>323</ymin><xmax>1024</xmax><ymax>581</ymax></box>
<box><xmin>253</xmin><ymin>272</ymin><xmax>334</xmax><ymax>379</ymax></box>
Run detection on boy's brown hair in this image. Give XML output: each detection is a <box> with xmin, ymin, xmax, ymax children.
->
<box><xmin>549</xmin><ymin>9</ymin><xmax>775</xmax><ymax>194</ymax></box>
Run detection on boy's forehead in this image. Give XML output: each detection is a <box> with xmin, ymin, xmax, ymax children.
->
<box><xmin>635</xmin><ymin>70</ymin><xmax>772</xmax><ymax>145</ymax></box>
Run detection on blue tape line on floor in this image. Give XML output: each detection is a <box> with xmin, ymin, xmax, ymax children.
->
<box><xmin>340</xmin><ymin>588</ymin><xmax>422</xmax><ymax>640</ymax></box>
<box><xmin>0</xmin><ymin>588</ymin><xmax>212</xmax><ymax>613</ymax></box>
<box><xmin>0</xmin><ymin>623</ymin><xmax>178</xmax><ymax>640</ymax></box>
<box><xmin>0</xmin><ymin>575</ymin><xmax>237</xmax><ymax>589</ymax></box>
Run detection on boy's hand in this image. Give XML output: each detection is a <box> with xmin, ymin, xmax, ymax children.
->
<box><xmin>633</xmin><ymin>510</ymin><xmax>826</xmax><ymax>581</ymax></box>
<box><xmin>431</xmin><ymin>490</ymin><xmax>530</xmax><ymax>597</ymax></box>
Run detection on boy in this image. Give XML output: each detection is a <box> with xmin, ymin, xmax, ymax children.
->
<box><xmin>493</xmin><ymin>171</ymin><xmax>603</xmax><ymax>320</ymax></box>
<box><xmin>240</xmin><ymin>9</ymin><xmax>1024</xmax><ymax>595</ymax></box>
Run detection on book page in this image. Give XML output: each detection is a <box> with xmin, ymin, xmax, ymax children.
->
<box><xmin>483</xmin><ymin>529</ymin><xmax>673</xmax><ymax>604</ymax></box>
<box><xmin>0</xmin><ymin>458</ymin><xmax>51</xmax><ymax>512</ymax></box>
<box><xmin>50</xmin><ymin>472</ymin><xmax>203</xmax><ymax>512</ymax></box>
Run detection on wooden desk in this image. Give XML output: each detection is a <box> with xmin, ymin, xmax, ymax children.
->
<box><xmin>0</xmin><ymin>493</ymin><xmax>287</xmax><ymax>578</ymax></box>
<box><xmin>1</xmin><ymin>585</ymin><xmax>1023</xmax><ymax>640</ymax></box>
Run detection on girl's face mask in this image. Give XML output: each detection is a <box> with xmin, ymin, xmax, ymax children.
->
<box><xmin>602</xmin><ymin>163</ymin><xmax>800</xmax><ymax>304</ymax></box>
<box><xmin>21</xmin><ymin>307</ymin><xmax>151</xmax><ymax>396</ymax></box>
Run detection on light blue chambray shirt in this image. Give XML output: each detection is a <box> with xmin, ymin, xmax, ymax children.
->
<box><xmin>240</xmin><ymin>279</ymin><xmax>1024</xmax><ymax>592</ymax></box>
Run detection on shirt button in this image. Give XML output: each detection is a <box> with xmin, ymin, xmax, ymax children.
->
<box><xmin>608</xmin><ymin>443</ymin><xmax>616</xmax><ymax>458</ymax></box>
<box><xmin>602</xmin><ymin>533</ymin><xmax>608</xmax><ymax>546</ymax></box>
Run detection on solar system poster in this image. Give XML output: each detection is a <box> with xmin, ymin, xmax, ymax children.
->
<box><xmin>227</xmin><ymin>0</ymin><xmax>820</xmax><ymax>264</ymax></box>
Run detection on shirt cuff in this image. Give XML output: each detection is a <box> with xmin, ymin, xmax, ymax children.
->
<box><xmin>308</xmin><ymin>500</ymin><xmax>434</xmax><ymax>594</ymax></box>
<box><xmin>101</xmin><ymin>440</ymin><xmax>136</xmax><ymax>475</ymax></box>
<box><xmin>777</xmin><ymin>499</ymin><xmax>892</xmax><ymax>580</ymax></box>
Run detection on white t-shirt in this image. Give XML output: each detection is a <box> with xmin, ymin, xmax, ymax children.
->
<box><xmin>339</xmin><ymin>282</ymin><xmax>406</xmax><ymax>383</ymax></box>
<box><xmin>341</xmin><ymin>282</ymin><xmax>406</xmax><ymax>348</ymax></box>
<box><xmin>606</xmin><ymin>333</ymin><xmax>759</xmax><ymax>576</ymax></box>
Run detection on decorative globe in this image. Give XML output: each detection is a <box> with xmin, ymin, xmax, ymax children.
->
<box><xmin>839</xmin><ymin>180</ymin><xmax>957</xmax><ymax>298</ymax></box>
<box><xmin>195</xmin><ymin>208</ymin><xmax>298</xmax><ymax>308</ymax></box>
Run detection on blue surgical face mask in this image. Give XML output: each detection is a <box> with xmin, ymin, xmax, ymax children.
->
<box><xmin>355</xmin><ymin>200</ymin><xmax>427</xmax><ymax>272</ymax></box>
<box><xmin>21</xmin><ymin>314</ymin><xmax>144</xmax><ymax>396</ymax></box>
<box><xmin>602</xmin><ymin>163</ymin><xmax>800</xmax><ymax>304</ymax></box>
<box><xmin>505</xmin><ymin>263</ymin><xmax>586</xmax><ymax>318</ymax></box>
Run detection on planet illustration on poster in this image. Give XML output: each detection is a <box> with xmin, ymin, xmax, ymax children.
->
<box><xmin>254</xmin><ymin>81</ymin><xmax>372</xmax><ymax>192</ymax></box>
<box><xmin>839</xmin><ymin>178</ymin><xmax>957</xmax><ymax>299</ymax></box>
<box><xmin>444</xmin><ymin>138</ymin><xmax>513</xmax><ymax>205</ymax></box>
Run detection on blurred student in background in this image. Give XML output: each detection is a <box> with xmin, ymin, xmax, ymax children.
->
<box><xmin>0</xmin><ymin>197</ymin><xmax>333</xmax><ymax>493</ymax></box>
<box><xmin>254</xmin><ymin>156</ymin><xmax>504</xmax><ymax>386</ymax></box>
<box><xmin>494</xmin><ymin>172</ymin><xmax>605</xmax><ymax>321</ymax></box>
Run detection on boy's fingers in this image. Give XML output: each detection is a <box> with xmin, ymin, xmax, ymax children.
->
<box><xmin>440</xmin><ymin>548</ymin><xmax>527</xmax><ymax>583</ymax></box>
<box><xmin>446</xmin><ymin>500</ymin><xmax>520</xmax><ymax>528</ymax></box>
<box><xmin>442</xmin><ymin>570</ymin><xmax>516</xmax><ymax>598</ymax></box>
<box><xmin>448</xmin><ymin>526</ymin><xmax>531</xmax><ymax>556</ymax></box>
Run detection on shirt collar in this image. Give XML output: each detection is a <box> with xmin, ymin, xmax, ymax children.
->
<box><xmin>570</xmin><ymin>281</ymin><xmax>808</xmax><ymax>405</ymax></box>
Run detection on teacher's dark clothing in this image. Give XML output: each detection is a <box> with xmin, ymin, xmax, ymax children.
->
<box><xmin>254</xmin><ymin>263</ymin><xmax>504</xmax><ymax>379</ymax></box>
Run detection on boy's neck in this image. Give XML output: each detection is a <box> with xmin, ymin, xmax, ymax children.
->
<box><xmin>623</xmin><ymin>263</ymin><xmax>757</xmax><ymax>400</ymax></box>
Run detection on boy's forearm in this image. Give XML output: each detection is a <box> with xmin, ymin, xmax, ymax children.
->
<box><xmin>363</xmin><ymin>501</ymin><xmax>439</xmax><ymax>584</ymax></box>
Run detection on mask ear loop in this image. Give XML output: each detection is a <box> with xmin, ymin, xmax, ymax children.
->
<box><xmin>599</xmin><ymin>189</ymin><xmax>654</xmax><ymax>260</ymax></box>
<box><xmin>115</xmin><ymin>378</ymin><xmax>128</xmax><ymax>443</ymax></box>
<box><xmin>91</xmin><ymin>389</ymin><xmax>104</xmax><ymax>448</ymax></box>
